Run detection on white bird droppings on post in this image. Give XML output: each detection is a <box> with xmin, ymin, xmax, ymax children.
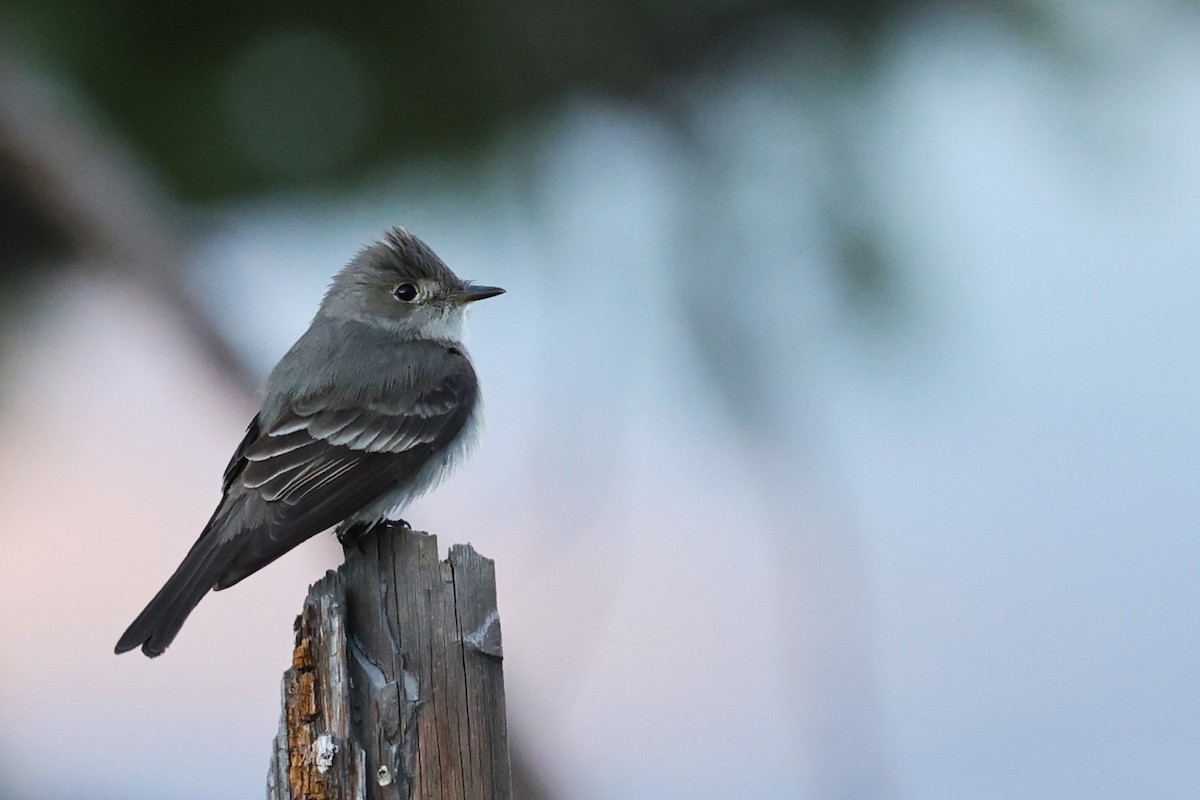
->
<box><xmin>377</xmin><ymin>765</ymin><xmax>393</xmax><ymax>786</ymax></box>
<box><xmin>314</xmin><ymin>734</ymin><xmax>338</xmax><ymax>773</ymax></box>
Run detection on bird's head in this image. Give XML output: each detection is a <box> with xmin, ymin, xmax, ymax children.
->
<box><xmin>318</xmin><ymin>227</ymin><xmax>504</xmax><ymax>341</ymax></box>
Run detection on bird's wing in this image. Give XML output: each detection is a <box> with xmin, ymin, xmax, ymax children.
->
<box><xmin>214</xmin><ymin>351</ymin><xmax>477</xmax><ymax>588</ymax></box>
<box><xmin>222</xmin><ymin>414</ymin><xmax>261</xmax><ymax>494</ymax></box>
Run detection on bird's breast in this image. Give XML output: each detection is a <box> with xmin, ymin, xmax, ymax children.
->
<box><xmin>342</xmin><ymin>399</ymin><xmax>481</xmax><ymax>527</ymax></box>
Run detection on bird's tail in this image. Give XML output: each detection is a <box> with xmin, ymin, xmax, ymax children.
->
<box><xmin>114</xmin><ymin>517</ymin><xmax>242</xmax><ymax>658</ymax></box>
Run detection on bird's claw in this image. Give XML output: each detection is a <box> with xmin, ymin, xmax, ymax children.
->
<box><xmin>337</xmin><ymin>521</ymin><xmax>373</xmax><ymax>550</ymax></box>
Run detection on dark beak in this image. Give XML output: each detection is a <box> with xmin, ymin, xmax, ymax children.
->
<box><xmin>455</xmin><ymin>284</ymin><xmax>506</xmax><ymax>303</ymax></box>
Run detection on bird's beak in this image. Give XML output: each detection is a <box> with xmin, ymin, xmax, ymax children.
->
<box><xmin>454</xmin><ymin>284</ymin><xmax>506</xmax><ymax>304</ymax></box>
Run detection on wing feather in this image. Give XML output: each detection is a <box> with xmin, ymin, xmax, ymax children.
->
<box><xmin>213</xmin><ymin>345</ymin><xmax>478</xmax><ymax>590</ymax></box>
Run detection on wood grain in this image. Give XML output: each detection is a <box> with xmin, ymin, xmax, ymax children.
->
<box><xmin>268</xmin><ymin>524</ymin><xmax>511</xmax><ymax>800</ymax></box>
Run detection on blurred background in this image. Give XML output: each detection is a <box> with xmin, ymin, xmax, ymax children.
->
<box><xmin>0</xmin><ymin>1</ymin><xmax>1197</xmax><ymax>798</ymax></box>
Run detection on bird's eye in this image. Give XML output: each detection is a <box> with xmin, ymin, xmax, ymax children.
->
<box><xmin>393</xmin><ymin>282</ymin><xmax>418</xmax><ymax>302</ymax></box>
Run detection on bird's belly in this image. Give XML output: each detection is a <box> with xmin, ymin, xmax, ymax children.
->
<box><xmin>341</xmin><ymin>403</ymin><xmax>481</xmax><ymax>528</ymax></box>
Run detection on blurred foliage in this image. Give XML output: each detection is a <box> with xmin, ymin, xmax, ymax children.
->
<box><xmin>0</xmin><ymin>0</ymin><xmax>915</xmax><ymax>201</ymax></box>
<box><xmin>0</xmin><ymin>0</ymin><xmax>1052</xmax><ymax>398</ymax></box>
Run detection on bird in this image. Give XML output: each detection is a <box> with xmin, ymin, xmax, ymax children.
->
<box><xmin>115</xmin><ymin>227</ymin><xmax>504</xmax><ymax>657</ymax></box>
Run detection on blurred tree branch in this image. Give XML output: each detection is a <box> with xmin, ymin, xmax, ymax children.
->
<box><xmin>0</xmin><ymin>48</ymin><xmax>255</xmax><ymax>393</ymax></box>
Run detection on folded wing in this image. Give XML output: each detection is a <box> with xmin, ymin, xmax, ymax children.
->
<box><xmin>214</xmin><ymin>358</ymin><xmax>477</xmax><ymax>589</ymax></box>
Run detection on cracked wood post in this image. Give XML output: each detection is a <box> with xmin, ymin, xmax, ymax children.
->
<box><xmin>267</xmin><ymin>523</ymin><xmax>511</xmax><ymax>800</ymax></box>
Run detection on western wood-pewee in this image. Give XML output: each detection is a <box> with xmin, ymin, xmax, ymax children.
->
<box><xmin>115</xmin><ymin>227</ymin><xmax>504</xmax><ymax>657</ymax></box>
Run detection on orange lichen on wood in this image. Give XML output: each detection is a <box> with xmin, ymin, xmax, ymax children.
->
<box><xmin>296</xmin><ymin>671</ymin><xmax>319</xmax><ymax>721</ymax></box>
<box><xmin>283</xmin><ymin>617</ymin><xmax>332</xmax><ymax>799</ymax></box>
<box><xmin>293</xmin><ymin>635</ymin><xmax>313</xmax><ymax>670</ymax></box>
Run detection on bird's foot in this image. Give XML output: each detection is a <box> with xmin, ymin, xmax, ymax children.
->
<box><xmin>338</xmin><ymin>518</ymin><xmax>411</xmax><ymax>553</ymax></box>
<box><xmin>337</xmin><ymin>521</ymin><xmax>374</xmax><ymax>550</ymax></box>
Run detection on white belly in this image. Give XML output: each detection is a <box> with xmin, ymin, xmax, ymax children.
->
<box><xmin>339</xmin><ymin>400</ymin><xmax>481</xmax><ymax>529</ymax></box>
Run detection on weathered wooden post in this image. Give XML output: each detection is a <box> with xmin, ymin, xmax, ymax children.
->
<box><xmin>267</xmin><ymin>523</ymin><xmax>511</xmax><ymax>800</ymax></box>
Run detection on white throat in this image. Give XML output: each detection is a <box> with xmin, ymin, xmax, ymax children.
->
<box><xmin>415</xmin><ymin>306</ymin><xmax>467</xmax><ymax>342</ymax></box>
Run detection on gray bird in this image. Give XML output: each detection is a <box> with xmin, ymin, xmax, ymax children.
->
<box><xmin>115</xmin><ymin>227</ymin><xmax>504</xmax><ymax>657</ymax></box>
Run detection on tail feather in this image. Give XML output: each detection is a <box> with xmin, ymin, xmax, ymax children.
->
<box><xmin>115</xmin><ymin>529</ymin><xmax>240</xmax><ymax>658</ymax></box>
